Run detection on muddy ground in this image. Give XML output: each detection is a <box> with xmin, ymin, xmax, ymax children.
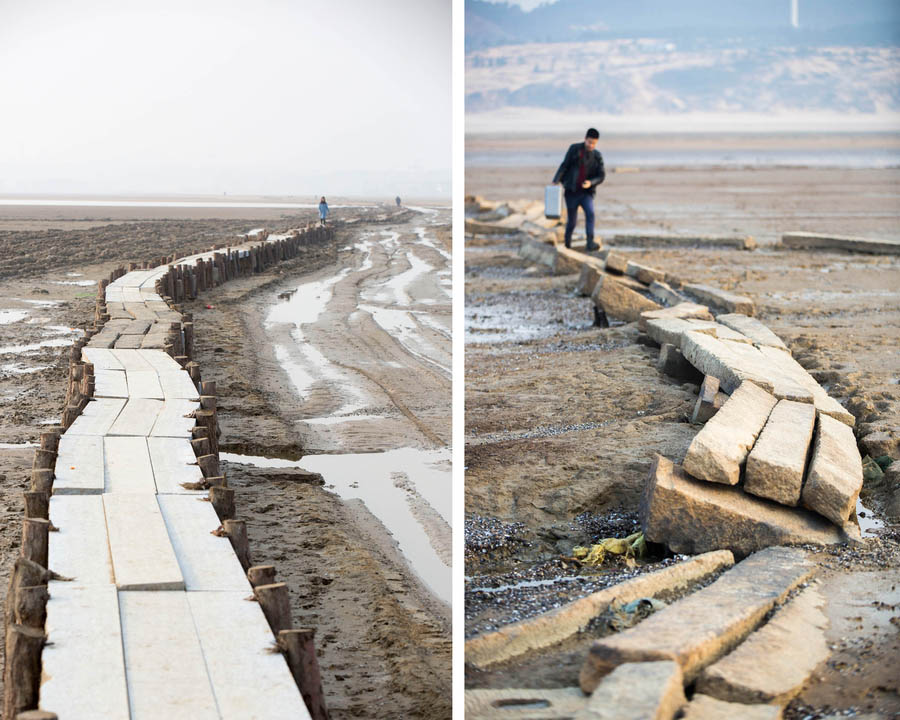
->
<box><xmin>465</xmin><ymin>161</ymin><xmax>900</xmax><ymax>717</ymax></box>
<box><xmin>0</xmin><ymin>203</ymin><xmax>450</xmax><ymax>718</ymax></box>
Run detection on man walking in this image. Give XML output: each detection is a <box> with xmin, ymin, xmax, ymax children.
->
<box><xmin>552</xmin><ymin>128</ymin><xmax>605</xmax><ymax>251</ymax></box>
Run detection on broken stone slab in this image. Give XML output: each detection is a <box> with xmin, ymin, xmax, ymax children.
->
<box><xmin>756</xmin><ymin>346</ymin><xmax>855</xmax><ymax>426</ymax></box>
<box><xmin>715</xmin><ymin>314</ymin><xmax>789</xmax><ymax>352</ymax></box>
<box><xmin>576</xmin><ymin>661</ymin><xmax>685</xmax><ymax>720</ymax></box>
<box><xmin>722</xmin><ymin>341</ymin><xmax>813</xmax><ymax>403</ymax></box>
<box><xmin>610</xmin><ymin>233</ymin><xmax>757</xmax><ymax>251</ymax></box>
<box><xmin>745</xmin><ymin>400</ymin><xmax>817</xmax><ymax>506</ymax></box>
<box><xmin>465</xmin><ymin>218</ymin><xmax>522</xmax><ymax>236</ymax></box>
<box><xmin>696</xmin><ymin>585</ymin><xmax>829</xmax><ymax>706</ymax></box>
<box><xmin>782</xmin><ymin>231</ymin><xmax>900</xmax><ymax>255</ymax></box>
<box><xmin>518</xmin><ymin>238</ymin><xmax>581</xmax><ymax>274</ymax></box>
<box><xmin>603</xmin><ymin>252</ymin><xmax>629</xmax><ymax>275</ymax></box>
<box><xmin>802</xmin><ymin>413</ymin><xmax>864</xmax><ymax>525</ymax></box>
<box><xmin>465</xmin><ymin>688</ymin><xmax>587</xmax><ymax>719</ymax></box>
<box><xmin>657</xmin><ymin>343</ymin><xmax>704</xmax><ymax>384</ymax></box>
<box><xmin>683</xmin><ymin>283</ymin><xmax>755</xmax><ymax>316</ymax></box>
<box><xmin>683</xmin><ymin>381</ymin><xmax>777</xmax><ymax>485</ymax></box>
<box><xmin>579</xmin><ymin>546</ymin><xmax>816</xmax><ymax>692</ymax></box>
<box><xmin>648</xmin><ymin>280</ymin><xmax>687</xmax><ymax>306</ymax></box>
<box><xmin>625</xmin><ymin>261</ymin><xmax>666</xmax><ymax>285</ymax></box>
<box><xmin>639</xmin><ymin>302</ymin><xmax>714</xmax><ymax>333</ymax></box>
<box><xmin>591</xmin><ymin>274</ymin><xmax>661</xmax><ymax>323</ymax></box>
<box><xmin>645</xmin><ymin>318</ymin><xmax>719</xmax><ymax>350</ymax></box>
<box><xmin>576</xmin><ymin>264</ymin><xmax>603</xmax><ymax>296</ymax></box>
<box><xmin>640</xmin><ymin>455</ymin><xmax>858</xmax><ymax>557</ymax></box>
<box><xmin>680</xmin><ymin>695</ymin><xmax>782</xmax><ymax>720</ymax></box>
<box><xmin>465</xmin><ymin>550</ymin><xmax>734</xmax><ymax>668</ymax></box>
<box><xmin>691</xmin><ymin>376</ymin><xmax>722</xmax><ymax>424</ymax></box>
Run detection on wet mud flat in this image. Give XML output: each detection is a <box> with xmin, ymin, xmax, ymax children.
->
<box><xmin>464</xmin><ymin>167</ymin><xmax>900</xmax><ymax>715</ymax></box>
<box><xmin>186</xmin><ymin>211</ymin><xmax>451</xmax><ymax>719</ymax></box>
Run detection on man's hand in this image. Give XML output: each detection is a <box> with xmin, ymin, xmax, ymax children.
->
<box><xmin>581</xmin><ymin>180</ymin><xmax>591</xmax><ymax>189</ymax></box>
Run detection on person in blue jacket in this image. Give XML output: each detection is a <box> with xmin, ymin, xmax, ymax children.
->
<box><xmin>552</xmin><ymin>128</ymin><xmax>605</xmax><ymax>251</ymax></box>
<box><xmin>318</xmin><ymin>196</ymin><xmax>329</xmax><ymax>226</ymax></box>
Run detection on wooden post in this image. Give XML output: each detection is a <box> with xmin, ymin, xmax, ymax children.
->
<box><xmin>205</xmin><ymin>476</ymin><xmax>227</xmax><ymax>488</ymax></box>
<box><xmin>194</xmin><ymin>409</ymin><xmax>218</xmax><ymax>455</ymax></box>
<box><xmin>4</xmin><ymin>558</ymin><xmax>49</xmax><ymax>631</ymax></box>
<box><xmin>197</xmin><ymin>454</ymin><xmax>220</xmax><ymax>478</ymax></box>
<box><xmin>223</xmin><ymin>519</ymin><xmax>250</xmax><ymax>570</ymax></box>
<box><xmin>13</xmin><ymin>585</ymin><xmax>48</xmax><ymax>628</ymax></box>
<box><xmin>23</xmin><ymin>492</ymin><xmax>48</xmax><ymax>520</ymax></box>
<box><xmin>253</xmin><ymin>582</ymin><xmax>292</xmax><ymax>634</ymax></box>
<box><xmin>209</xmin><ymin>486</ymin><xmax>235</xmax><ymax>520</ymax></box>
<box><xmin>183</xmin><ymin>322</ymin><xmax>194</xmax><ymax>358</ymax></box>
<box><xmin>278</xmin><ymin>629</ymin><xmax>330</xmax><ymax>720</ymax></box>
<box><xmin>199</xmin><ymin>395</ymin><xmax>216</xmax><ymax>412</ymax></box>
<box><xmin>2</xmin><ymin>625</ymin><xmax>45</xmax><ymax>720</ymax></box>
<box><xmin>39</xmin><ymin>431</ymin><xmax>60</xmax><ymax>452</ymax></box>
<box><xmin>31</xmin><ymin>449</ymin><xmax>56</xmax><ymax>471</ymax></box>
<box><xmin>187</xmin><ymin>362</ymin><xmax>201</xmax><ymax>387</ymax></box>
<box><xmin>200</xmin><ymin>380</ymin><xmax>216</xmax><ymax>396</ymax></box>
<box><xmin>190</xmin><ymin>437</ymin><xmax>210</xmax><ymax>457</ymax></box>
<box><xmin>247</xmin><ymin>565</ymin><xmax>276</xmax><ymax>588</ymax></box>
<box><xmin>22</xmin><ymin>519</ymin><xmax>49</xmax><ymax>567</ymax></box>
<box><xmin>30</xmin><ymin>469</ymin><xmax>53</xmax><ymax>496</ymax></box>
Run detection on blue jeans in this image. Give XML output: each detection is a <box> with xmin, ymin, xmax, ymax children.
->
<box><xmin>564</xmin><ymin>191</ymin><xmax>594</xmax><ymax>246</ymax></box>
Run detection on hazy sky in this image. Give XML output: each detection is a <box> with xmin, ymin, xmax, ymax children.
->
<box><xmin>0</xmin><ymin>0</ymin><xmax>450</xmax><ymax>199</ymax></box>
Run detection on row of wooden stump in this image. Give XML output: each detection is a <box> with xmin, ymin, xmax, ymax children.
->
<box><xmin>3</xmin><ymin>225</ymin><xmax>335</xmax><ymax>720</ymax></box>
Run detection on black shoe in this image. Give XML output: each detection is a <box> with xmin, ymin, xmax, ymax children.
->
<box><xmin>564</xmin><ymin>240</ymin><xmax>572</xmax><ymax>249</ymax></box>
<box><xmin>585</xmin><ymin>242</ymin><xmax>599</xmax><ymax>252</ymax></box>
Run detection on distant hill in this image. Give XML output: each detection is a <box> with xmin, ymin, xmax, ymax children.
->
<box><xmin>465</xmin><ymin>0</ymin><xmax>900</xmax><ymax>122</ymax></box>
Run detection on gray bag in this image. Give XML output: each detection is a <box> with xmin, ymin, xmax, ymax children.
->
<box><xmin>544</xmin><ymin>185</ymin><xmax>563</xmax><ymax>219</ymax></box>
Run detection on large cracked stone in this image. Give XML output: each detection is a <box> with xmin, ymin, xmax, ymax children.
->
<box><xmin>745</xmin><ymin>400</ymin><xmax>817</xmax><ymax>506</ymax></box>
<box><xmin>683</xmin><ymin>283</ymin><xmax>755</xmax><ymax>315</ymax></box>
<box><xmin>680</xmin><ymin>332</ymin><xmax>775</xmax><ymax>394</ymax></box>
<box><xmin>645</xmin><ymin>318</ymin><xmax>718</xmax><ymax>349</ymax></box>
<box><xmin>683</xmin><ymin>381</ymin><xmax>777</xmax><ymax>485</ymax></box>
<box><xmin>591</xmin><ymin>274</ymin><xmax>661</xmax><ymax>323</ymax></box>
<box><xmin>604</xmin><ymin>252</ymin><xmax>629</xmax><ymax>274</ymax></box>
<box><xmin>696</xmin><ymin>585</ymin><xmax>829</xmax><ymax>705</ymax></box>
<box><xmin>802</xmin><ymin>413</ymin><xmax>864</xmax><ymax>525</ymax></box>
<box><xmin>715</xmin><ymin>313</ymin><xmax>789</xmax><ymax>352</ymax></box>
<box><xmin>577</xmin><ymin>661</ymin><xmax>685</xmax><ymax>720</ymax></box>
<box><xmin>625</xmin><ymin>261</ymin><xmax>666</xmax><ymax>285</ymax></box>
<box><xmin>639</xmin><ymin>302</ymin><xmax>713</xmax><ymax>333</ymax></box>
<box><xmin>579</xmin><ymin>546</ymin><xmax>816</xmax><ymax>691</ymax></box>
<box><xmin>640</xmin><ymin>455</ymin><xmax>858</xmax><ymax>556</ymax></box>
<box><xmin>576</xmin><ymin>264</ymin><xmax>603</xmax><ymax>296</ymax></box>
<box><xmin>648</xmin><ymin>280</ymin><xmax>686</xmax><ymax>306</ymax></box>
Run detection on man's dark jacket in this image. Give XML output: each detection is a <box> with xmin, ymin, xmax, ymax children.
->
<box><xmin>553</xmin><ymin>142</ymin><xmax>605</xmax><ymax>195</ymax></box>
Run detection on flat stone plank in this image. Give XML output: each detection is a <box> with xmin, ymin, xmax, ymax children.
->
<box><xmin>48</xmin><ymin>495</ymin><xmax>114</xmax><ymax>584</ymax></box>
<box><xmin>802</xmin><ymin>413</ymin><xmax>864</xmax><ymax>525</ymax></box>
<box><xmin>577</xmin><ymin>661</ymin><xmax>685</xmax><ymax>720</ymax></box>
<box><xmin>683</xmin><ymin>381</ymin><xmax>777</xmax><ymax>485</ymax></box>
<box><xmin>107</xmin><ymin>398</ymin><xmax>164</xmax><ymax>437</ymax></box>
<box><xmin>86</xmin><ymin>332</ymin><xmax>119</xmax><ymax>348</ymax></box>
<box><xmin>113</xmin><ymin>333</ymin><xmax>146</xmax><ymax>349</ymax></box>
<box><xmin>639</xmin><ymin>302</ymin><xmax>714</xmax><ymax>332</ymax></box>
<box><xmin>722</xmin><ymin>340</ymin><xmax>813</xmax><ymax>402</ymax></box>
<box><xmin>119</xmin><ymin>591</ymin><xmax>218</xmax><ymax>719</ymax></box>
<box><xmin>579</xmin><ymin>546</ymin><xmax>816</xmax><ymax>692</ymax></box>
<box><xmin>122</xmin><ymin>287</ymin><xmax>144</xmax><ymax>303</ymax></box>
<box><xmin>648</xmin><ymin>280</ymin><xmax>687</xmax><ymax>306</ymax></box>
<box><xmin>782</xmin><ymin>231</ymin><xmax>900</xmax><ymax>255</ymax></box>
<box><xmin>466</xmin><ymin>688</ymin><xmax>587</xmax><ymax>719</ymax></box>
<box><xmin>640</xmin><ymin>455</ymin><xmax>857</xmax><ymax>556</ymax></box>
<box><xmin>104</xmin><ymin>436</ymin><xmax>156</xmax><ymax>493</ymax></box>
<box><xmin>81</xmin><ymin>347</ymin><xmax>124</xmax><ymax>370</ymax></box>
<box><xmin>65</xmin><ymin>397</ymin><xmax>126</xmax><ymax>436</ymax></box>
<box><xmin>40</xmin><ymin>584</ymin><xmax>129</xmax><ymax>720</ymax></box>
<box><xmin>466</xmin><ymin>550</ymin><xmax>734</xmax><ymax>668</ymax></box>
<box><xmin>104</xmin><ymin>493</ymin><xmax>184</xmax><ymax>590</ymax></box>
<box><xmin>158</xmin><ymin>370</ymin><xmax>200</xmax><ymax>400</ymax></box>
<box><xmin>150</xmin><ymin>399</ymin><xmax>199</xmax><ymax>438</ymax></box>
<box><xmin>645</xmin><ymin>317</ymin><xmax>718</xmax><ymax>349</ymax></box>
<box><xmin>625</xmin><ymin>260</ymin><xmax>666</xmax><ymax>285</ymax></box>
<box><xmin>683</xmin><ymin>283</ymin><xmax>755</xmax><ymax>315</ymax></box>
<box><xmin>94</xmin><ymin>368</ymin><xmax>128</xmax><ymax>398</ymax></box>
<box><xmin>110</xmin><ymin>348</ymin><xmax>154</xmax><ymax>372</ymax></box>
<box><xmin>716</xmin><ymin>313</ymin><xmax>789</xmax><ymax>352</ymax></box>
<box><xmin>592</xmin><ymin>274</ymin><xmax>661</xmax><ymax>322</ymax></box>
<box><xmin>148</xmin><ymin>437</ymin><xmax>204</xmax><ymax>493</ymax></box>
<box><xmin>697</xmin><ymin>585</ymin><xmax>828</xmax><ymax>705</ymax></box>
<box><xmin>680</xmin><ymin>331</ymin><xmax>773</xmax><ymax>394</ymax></box>
<box><xmin>53</xmin><ymin>434</ymin><xmax>104</xmax><ymax>494</ymax></box>
<box><xmin>140</xmin><ymin>333</ymin><xmax>169</xmax><ymax>349</ymax></box>
<box><xmin>119</xmin><ymin>319</ymin><xmax>153</xmax><ymax>335</ymax></box>
<box><xmin>187</xmin><ymin>592</ymin><xmax>310</xmax><ymax>719</ymax></box>
<box><xmin>158</xmin><ymin>495</ymin><xmax>249</xmax><ymax>591</ymax></box>
<box><xmin>126</xmin><ymin>369</ymin><xmax>165</xmax><ymax>399</ymax></box>
<box><xmin>140</xmin><ymin>349</ymin><xmax>184</xmax><ymax>373</ymax></box>
<box><xmin>681</xmin><ymin>695</ymin><xmax>782</xmax><ymax>720</ymax></box>
<box><xmin>745</xmin><ymin>400</ymin><xmax>816</xmax><ymax>506</ymax></box>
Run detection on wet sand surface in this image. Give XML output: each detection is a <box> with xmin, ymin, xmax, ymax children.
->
<box><xmin>465</xmin><ymin>151</ymin><xmax>900</xmax><ymax>716</ymax></box>
<box><xmin>0</xmin><ymin>202</ymin><xmax>450</xmax><ymax>718</ymax></box>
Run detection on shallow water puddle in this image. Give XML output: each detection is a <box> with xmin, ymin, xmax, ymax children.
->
<box><xmin>0</xmin><ymin>310</ymin><xmax>28</xmax><ymax>324</ymax></box>
<box><xmin>856</xmin><ymin>496</ymin><xmax>885</xmax><ymax>536</ymax></box>
<box><xmin>1</xmin><ymin>362</ymin><xmax>50</xmax><ymax>375</ymax></box>
<box><xmin>358</xmin><ymin>305</ymin><xmax>451</xmax><ymax>376</ymax></box>
<box><xmin>222</xmin><ymin>448</ymin><xmax>451</xmax><ymax>604</ymax></box>
<box><xmin>0</xmin><ymin>442</ymin><xmax>37</xmax><ymax>449</ymax></box>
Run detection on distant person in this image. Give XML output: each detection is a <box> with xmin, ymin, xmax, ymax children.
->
<box><xmin>395</xmin><ymin>195</ymin><xmax>402</xmax><ymax>207</ymax></box>
<box><xmin>552</xmin><ymin>127</ymin><xmax>605</xmax><ymax>251</ymax></box>
<box><xmin>318</xmin><ymin>196</ymin><xmax>328</xmax><ymax>226</ymax></box>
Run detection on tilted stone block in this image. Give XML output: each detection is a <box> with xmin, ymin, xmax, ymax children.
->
<box><xmin>802</xmin><ymin>413</ymin><xmax>864</xmax><ymax>525</ymax></box>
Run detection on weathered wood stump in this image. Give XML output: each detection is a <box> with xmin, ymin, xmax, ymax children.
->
<box><xmin>247</xmin><ymin>565</ymin><xmax>276</xmax><ymax>588</ymax></box>
<box><xmin>209</xmin><ymin>486</ymin><xmax>235</xmax><ymax>520</ymax></box>
<box><xmin>223</xmin><ymin>519</ymin><xmax>250</xmax><ymax>570</ymax></box>
<box><xmin>278</xmin><ymin>628</ymin><xmax>330</xmax><ymax>720</ymax></box>
<box><xmin>2</xmin><ymin>625</ymin><xmax>45</xmax><ymax>720</ymax></box>
<box><xmin>254</xmin><ymin>582</ymin><xmax>292</xmax><ymax>634</ymax></box>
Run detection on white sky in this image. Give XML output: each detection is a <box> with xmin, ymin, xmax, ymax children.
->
<box><xmin>0</xmin><ymin>0</ymin><xmax>451</xmax><ymax>199</ymax></box>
